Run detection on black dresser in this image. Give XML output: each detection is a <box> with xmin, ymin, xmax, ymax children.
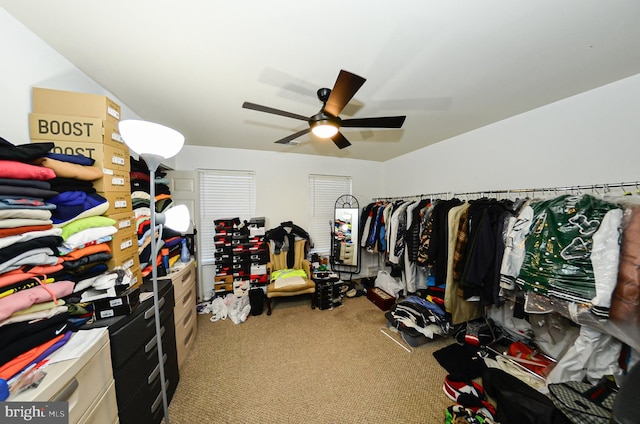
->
<box><xmin>83</xmin><ymin>279</ymin><xmax>179</xmax><ymax>424</ymax></box>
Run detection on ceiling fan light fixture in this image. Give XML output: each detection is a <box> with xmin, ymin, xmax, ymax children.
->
<box><xmin>311</xmin><ymin>120</ymin><xmax>339</xmax><ymax>138</ymax></box>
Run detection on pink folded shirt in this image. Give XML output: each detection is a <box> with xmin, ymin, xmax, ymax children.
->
<box><xmin>0</xmin><ymin>280</ymin><xmax>74</xmax><ymax>321</ymax></box>
<box><xmin>0</xmin><ymin>160</ymin><xmax>56</xmax><ymax>180</ymax></box>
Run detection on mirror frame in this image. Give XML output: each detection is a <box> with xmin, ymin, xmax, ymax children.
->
<box><xmin>330</xmin><ymin>194</ymin><xmax>361</xmax><ymax>277</ymax></box>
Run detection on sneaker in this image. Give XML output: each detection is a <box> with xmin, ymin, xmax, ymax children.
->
<box><xmin>457</xmin><ymin>393</ymin><xmax>496</xmax><ymax>420</ymax></box>
<box><xmin>346</xmin><ymin>283</ymin><xmax>357</xmax><ymax>298</ymax></box>
<box><xmin>443</xmin><ymin>374</ymin><xmax>485</xmax><ymax>402</ymax></box>
<box><xmin>445</xmin><ymin>404</ymin><xmax>495</xmax><ymax>424</ymax></box>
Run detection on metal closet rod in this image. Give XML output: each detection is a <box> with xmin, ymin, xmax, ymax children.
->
<box><xmin>372</xmin><ymin>191</ymin><xmax>452</xmax><ymax>202</ymax></box>
<box><xmin>373</xmin><ymin>181</ymin><xmax>640</xmax><ymax>202</ymax></box>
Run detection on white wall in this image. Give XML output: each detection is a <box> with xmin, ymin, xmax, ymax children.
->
<box><xmin>0</xmin><ymin>8</ymin><xmax>142</xmax><ymax>145</ymax></box>
<box><xmin>174</xmin><ymin>145</ymin><xmax>382</xmax><ymax>231</ymax></box>
<box><xmin>382</xmin><ymin>73</ymin><xmax>640</xmax><ymax>197</ymax></box>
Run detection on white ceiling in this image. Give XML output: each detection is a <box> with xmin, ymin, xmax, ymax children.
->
<box><xmin>2</xmin><ymin>1</ymin><xmax>640</xmax><ymax>162</ymax></box>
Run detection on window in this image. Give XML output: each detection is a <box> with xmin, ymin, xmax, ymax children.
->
<box><xmin>308</xmin><ymin>174</ymin><xmax>352</xmax><ymax>255</ymax></box>
<box><xmin>198</xmin><ymin>169</ymin><xmax>256</xmax><ymax>265</ymax></box>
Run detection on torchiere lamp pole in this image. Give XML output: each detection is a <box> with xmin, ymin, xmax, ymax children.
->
<box><xmin>119</xmin><ymin>120</ymin><xmax>188</xmax><ymax>424</ymax></box>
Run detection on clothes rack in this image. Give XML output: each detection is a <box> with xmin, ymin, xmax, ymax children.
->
<box><xmin>373</xmin><ymin>181</ymin><xmax>640</xmax><ymax>203</ymax></box>
<box><xmin>372</xmin><ymin>191</ymin><xmax>452</xmax><ymax>203</ymax></box>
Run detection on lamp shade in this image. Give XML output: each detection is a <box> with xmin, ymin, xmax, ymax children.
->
<box><xmin>311</xmin><ymin>122</ymin><xmax>339</xmax><ymax>138</ymax></box>
<box><xmin>163</xmin><ymin>204</ymin><xmax>190</xmax><ymax>233</ymax></box>
<box><xmin>119</xmin><ymin>120</ymin><xmax>185</xmax><ymax>160</ymax></box>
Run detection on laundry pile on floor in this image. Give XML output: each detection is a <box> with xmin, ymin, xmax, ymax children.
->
<box><xmin>432</xmin><ymin>329</ymin><xmax>632</xmax><ymax>424</ymax></box>
<box><xmin>198</xmin><ymin>293</ymin><xmax>251</xmax><ymax>324</ymax></box>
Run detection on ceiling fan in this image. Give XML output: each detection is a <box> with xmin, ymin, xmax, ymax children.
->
<box><xmin>242</xmin><ymin>70</ymin><xmax>406</xmax><ymax>149</ymax></box>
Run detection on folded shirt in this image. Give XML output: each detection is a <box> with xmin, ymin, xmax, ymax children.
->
<box><xmin>0</xmin><ymin>178</ymin><xmax>51</xmax><ymax>190</ymax></box>
<box><xmin>0</xmin><ymin>159</ymin><xmax>55</xmax><ymax>180</ymax></box>
<box><xmin>0</xmin><ymin>280</ymin><xmax>74</xmax><ymax>321</ymax></box>
<box><xmin>0</xmin><ymin>227</ymin><xmax>62</xmax><ymax>250</ymax></box>
<box><xmin>62</xmin><ymin>226</ymin><xmax>117</xmax><ymax>251</ymax></box>
<box><xmin>0</xmin><ymin>209</ymin><xmax>52</xmax><ymax>220</ymax></box>
<box><xmin>45</xmin><ymin>152</ymin><xmax>95</xmax><ymax>166</ymax></box>
<box><xmin>33</xmin><ymin>157</ymin><xmax>103</xmax><ymax>181</ymax></box>
<box><xmin>0</xmin><ymin>184</ymin><xmax>58</xmax><ymax>199</ymax></box>
<box><xmin>0</xmin><ymin>219</ymin><xmax>53</xmax><ymax>229</ymax></box>
<box><xmin>49</xmin><ymin>192</ymin><xmax>108</xmax><ymax>226</ymax></box>
<box><xmin>0</xmin><ymin>196</ymin><xmax>56</xmax><ymax>210</ymax></box>
<box><xmin>0</xmin><ymin>137</ymin><xmax>53</xmax><ymax>162</ymax></box>
<box><xmin>60</xmin><ymin>216</ymin><xmax>116</xmax><ymax>240</ymax></box>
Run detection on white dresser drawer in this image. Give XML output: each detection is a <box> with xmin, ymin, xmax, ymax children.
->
<box><xmin>167</xmin><ymin>260</ymin><xmax>196</xmax><ymax>301</ymax></box>
<box><xmin>9</xmin><ymin>329</ymin><xmax>114</xmax><ymax>424</ymax></box>
<box><xmin>54</xmin><ymin>338</ymin><xmax>114</xmax><ymax>424</ymax></box>
<box><xmin>78</xmin><ymin>379</ymin><xmax>118</xmax><ymax>424</ymax></box>
<box><xmin>174</xmin><ymin>283</ymin><xmax>196</xmax><ymax>322</ymax></box>
<box><xmin>175</xmin><ymin>306</ymin><xmax>197</xmax><ymax>369</ymax></box>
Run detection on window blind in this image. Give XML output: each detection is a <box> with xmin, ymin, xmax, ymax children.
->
<box><xmin>198</xmin><ymin>169</ymin><xmax>256</xmax><ymax>265</ymax></box>
<box><xmin>308</xmin><ymin>174</ymin><xmax>352</xmax><ymax>255</ymax></box>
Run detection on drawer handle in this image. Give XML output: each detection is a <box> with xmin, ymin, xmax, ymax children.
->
<box><xmin>184</xmin><ymin>326</ymin><xmax>195</xmax><ymax>345</ymax></box>
<box><xmin>148</xmin><ymin>354</ymin><xmax>168</xmax><ymax>384</ymax></box>
<box><xmin>52</xmin><ymin>378</ymin><xmax>78</xmax><ymax>402</ymax></box>
<box><xmin>183</xmin><ymin>310</ymin><xmax>194</xmax><ymax>328</ymax></box>
<box><xmin>182</xmin><ymin>290</ymin><xmax>194</xmax><ymax>307</ymax></box>
<box><xmin>182</xmin><ymin>269</ymin><xmax>193</xmax><ymax>284</ymax></box>
<box><xmin>144</xmin><ymin>297</ymin><xmax>166</xmax><ymax>319</ymax></box>
<box><xmin>151</xmin><ymin>380</ymin><xmax>170</xmax><ymax>413</ymax></box>
<box><xmin>144</xmin><ymin>326</ymin><xmax>166</xmax><ymax>352</ymax></box>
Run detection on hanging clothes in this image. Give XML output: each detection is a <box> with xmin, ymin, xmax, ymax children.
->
<box><xmin>517</xmin><ymin>194</ymin><xmax>619</xmax><ymax>304</ymax></box>
<box><xmin>402</xmin><ymin>200</ymin><xmax>429</xmax><ymax>293</ymax></box>
<box><xmin>415</xmin><ymin>201</ymin><xmax>437</xmax><ymax>266</ymax></box>
<box><xmin>444</xmin><ymin>202</ymin><xmax>483</xmax><ymax>325</ymax></box>
<box><xmin>388</xmin><ymin>201</ymin><xmax>411</xmax><ymax>265</ymax></box>
<box><xmin>426</xmin><ymin>198</ymin><xmax>464</xmax><ymax>287</ymax></box>
<box><xmin>458</xmin><ymin>198</ymin><xmax>514</xmax><ymax>306</ymax></box>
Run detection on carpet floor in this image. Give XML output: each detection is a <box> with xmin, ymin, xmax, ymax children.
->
<box><xmin>168</xmin><ymin>294</ymin><xmax>454</xmax><ymax>423</ymax></box>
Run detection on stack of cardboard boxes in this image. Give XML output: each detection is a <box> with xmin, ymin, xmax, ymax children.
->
<box><xmin>29</xmin><ymin>87</ymin><xmax>143</xmax><ymax>288</ymax></box>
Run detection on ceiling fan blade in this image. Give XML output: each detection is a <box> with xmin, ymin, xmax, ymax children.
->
<box><xmin>324</xmin><ymin>70</ymin><xmax>366</xmax><ymax>117</ymax></box>
<box><xmin>341</xmin><ymin>115</ymin><xmax>406</xmax><ymax>128</ymax></box>
<box><xmin>274</xmin><ymin>128</ymin><xmax>311</xmax><ymax>144</ymax></box>
<box><xmin>331</xmin><ymin>132</ymin><xmax>352</xmax><ymax>149</ymax></box>
<box><xmin>242</xmin><ymin>101</ymin><xmax>309</xmax><ymax>121</ymax></box>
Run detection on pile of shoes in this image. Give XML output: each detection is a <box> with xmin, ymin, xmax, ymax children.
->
<box><xmin>345</xmin><ymin>281</ymin><xmax>366</xmax><ymax>298</ymax></box>
<box><xmin>443</xmin><ymin>374</ymin><xmax>496</xmax><ymax>424</ymax></box>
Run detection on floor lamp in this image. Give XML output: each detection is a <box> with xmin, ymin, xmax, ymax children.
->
<box><xmin>119</xmin><ymin>120</ymin><xmax>189</xmax><ymax>424</ymax></box>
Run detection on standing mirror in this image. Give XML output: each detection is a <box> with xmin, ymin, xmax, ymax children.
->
<box><xmin>330</xmin><ymin>195</ymin><xmax>360</xmax><ymax>278</ymax></box>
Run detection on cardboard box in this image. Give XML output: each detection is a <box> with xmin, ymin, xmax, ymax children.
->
<box><xmin>93</xmin><ymin>285</ymin><xmax>140</xmax><ymax>310</ymax></box>
<box><xmin>106</xmin><ymin>250</ymin><xmax>140</xmax><ymax>272</ymax></box>
<box><xmin>102</xmin><ymin>120</ymin><xmax>128</xmax><ymax>150</ymax></box>
<box><xmin>30</xmin><ymin>113</ymin><xmax>103</xmax><ymax>143</ymax></box>
<box><xmin>128</xmin><ymin>266</ymin><xmax>143</xmax><ymax>289</ymax></box>
<box><xmin>214</xmin><ymin>275</ymin><xmax>233</xmax><ymax>284</ymax></box>
<box><xmin>93</xmin><ymin>169</ymin><xmax>130</xmax><ymax>193</ymax></box>
<box><xmin>95</xmin><ymin>302</ymin><xmax>138</xmax><ymax>320</ymax></box>
<box><xmin>101</xmin><ymin>191</ymin><xmax>133</xmax><ymax>216</ymax></box>
<box><xmin>32</xmin><ymin>87</ymin><xmax>121</xmax><ymax>125</ymax></box>
<box><xmin>366</xmin><ymin>287</ymin><xmax>395</xmax><ymax>311</ymax></box>
<box><xmin>29</xmin><ymin>114</ymin><xmax>128</xmax><ymax>151</ymax></box>
<box><xmin>108</xmin><ymin>211</ymin><xmax>135</xmax><ymax>233</ymax></box>
<box><xmin>108</xmin><ymin>227</ymin><xmax>138</xmax><ymax>260</ymax></box>
<box><xmin>42</xmin><ymin>139</ymin><xmax>130</xmax><ymax>173</ymax></box>
<box><xmin>214</xmin><ymin>282</ymin><xmax>233</xmax><ymax>293</ymax></box>
<box><xmin>94</xmin><ymin>286</ymin><xmax>140</xmax><ymax>320</ymax></box>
